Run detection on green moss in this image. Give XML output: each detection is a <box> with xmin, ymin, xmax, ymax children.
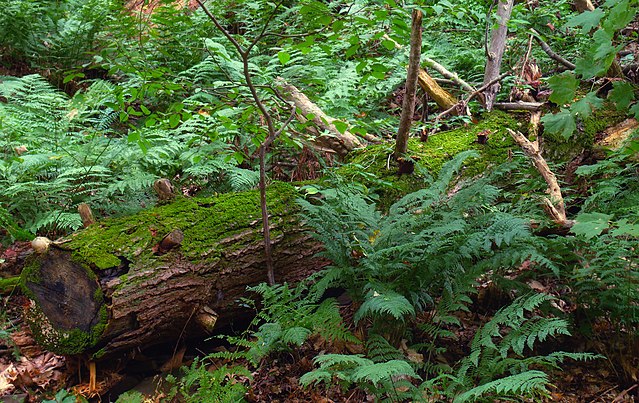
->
<box><xmin>544</xmin><ymin>103</ymin><xmax>627</xmax><ymax>161</ymax></box>
<box><xmin>0</xmin><ymin>276</ymin><xmax>20</xmax><ymax>294</ymax></box>
<box><xmin>67</xmin><ymin>182</ymin><xmax>300</xmax><ymax>271</ymax></box>
<box><xmin>19</xmin><ymin>258</ymin><xmax>41</xmax><ymax>300</ymax></box>
<box><xmin>336</xmin><ymin>110</ymin><xmax>522</xmax><ymax>206</ymax></box>
<box><xmin>23</xmin><ymin>299</ymin><xmax>107</xmax><ymax>356</ymax></box>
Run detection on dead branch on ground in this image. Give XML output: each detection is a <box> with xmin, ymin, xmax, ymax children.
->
<box><xmin>507</xmin><ymin>129</ymin><xmax>571</xmax><ymax>227</ymax></box>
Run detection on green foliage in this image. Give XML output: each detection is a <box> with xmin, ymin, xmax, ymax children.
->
<box><xmin>165</xmin><ymin>359</ymin><xmax>251</xmax><ymax>403</ymax></box>
<box><xmin>543</xmin><ymin>1</ymin><xmax>639</xmax><ymax>139</ymax></box>
<box><xmin>560</xmin><ymin>135</ymin><xmax>639</xmax><ymax>331</ymax></box>
<box><xmin>427</xmin><ymin>295</ymin><xmax>599</xmax><ymax>402</ymax></box>
<box><xmin>211</xmin><ymin>282</ymin><xmax>356</xmax><ymax>367</ymax></box>
<box><xmin>300</xmin><ymin>353</ymin><xmax>421</xmax><ymax>401</ymax></box>
<box><xmin>300</xmin><ymin>151</ymin><xmax>550</xmax><ymax>331</ymax></box>
<box><xmin>0</xmin><ymin>0</ymin><xmax>116</xmax><ymax>68</ymax></box>
<box><xmin>42</xmin><ymin>389</ymin><xmax>88</xmax><ymax>403</ymax></box>
<box><xmin>0</xmin><ymin>74</ymin><xmax>256</xmax><ymax>240</ymax></box>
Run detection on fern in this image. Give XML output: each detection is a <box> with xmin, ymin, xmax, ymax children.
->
<box><xmin>300</xmin><ymin>151</ymin><xmax>541</xmax><ymax>331</ymax></box>
<box><xmin>449</xmin><ymin>294</ymin><xmax>600</xmax><ymax>401</ymax></box>
<box><xmin>354</xmin><ymin>289</ymin><xmax>415</xmax><ymax>324</ymax></box>
<box><xmin>366</xmin><ymin>333</ymin><xmax>404</xmax><ymax>363</ymax></box>
<box><xmin>210</xmin><ymin>282</ymin><xmax>356</xmax><ymax>367</ymax></box>
<box><xmin>454</xmin><ymin>370</ymin><xmax>549</xmax><ymax>403</ymax></box>
<box><xmin>166</xmin><ymin>358</ymin><xmax>251</xmax><ymax>403</ymax></box>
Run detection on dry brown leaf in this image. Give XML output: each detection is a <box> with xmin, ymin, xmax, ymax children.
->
<box><xmin>0</xmin><ymin>363</ymin><xmax>17</xmax><ymax>395</ymax></box>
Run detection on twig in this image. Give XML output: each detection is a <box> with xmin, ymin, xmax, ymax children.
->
<box><xmin>530</xmin><ymin>29</ymin><xmax>576</xmax><ymax>70</ymax></box>
<box><xmin>612</xmin><ymin>383</ymin><xmax>638</xmax><ymax>402</ymax></box>
<box><xmin>493</xmin><ymin>101</ymin><xmax>544</xmax><ymax>111</ymax></box>
<box><xmin>432</xmin><ymin>71</ymin><xmax>511</xmax><ymax>132</ymax></box>
<box><xmin>423</xmin><ymin>57</ymin><xmax>475</xmax><ymax>93</ymax></box>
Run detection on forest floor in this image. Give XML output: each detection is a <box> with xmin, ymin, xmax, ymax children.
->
<box><xmin>1</xmin><ymin>241</ymin><xmax>637</xmax><ymax>402</ymax></box>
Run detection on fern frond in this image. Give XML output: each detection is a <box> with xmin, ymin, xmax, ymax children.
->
<box><xmin>454</xmin><ymin>370</ymin><xmax>548</xmax><ymax>403</ymax></box>
<box><xmin>352</xmin><ymin>360</ymin><xmax>420</xmax><ymax>387</ymax></box>
<box><xmin>354</xmin><ymin>289</ymin><xmax>415</xmax><ymax>324</ymax></box>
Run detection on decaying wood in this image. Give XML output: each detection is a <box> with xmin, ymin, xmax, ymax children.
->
<box><xmin>395</xmin><ymin>9</ymin><xmax>423</xmax><ymax>158</ymax></box>
<box><xmin>277</xmin><ymin>82</ymin><xmax>378</xmax><ymax>156</ymax></box>
<box><xmin>417</xmin><ymin>68</ymin><xmax>458</xmax><ymax>112</ymax></box>
<box><xmin>507</xmin><ymin>129</ymin><xmax>571</xmax><ymax>227</ymax></box>
<box><xmin>483</xmin><ymin>0</ymin><xmax>514</xmax><ymax>111</ymax></box>
<box><xmin>157</xmin><ymin>229</ymin><xmax>184</xmax><ymax>253</ymax></box>
<box><xmin>597</xmin><ymin>118</ymin><xmax>639</xmax><ymax>150</ymax></box>
<box><xmin>529</xmin><ymin>110</ymin><xmax>542</xmax><ymax>151</ymax></box>
<box><xmin>20</xmin><ymin>184</ymin><xmax>327</xmax><ymax>358</ymax></box>
<box><xmin>423</xmin><ymin>57</ymin><xmax>475</xmax><ymax>93</ymax></box>
<box><xmin>432</xmin><ymin>72</ymin><xmax>509</xmax><ymax>132</ymax></box>
<box><xmin>153</xmin><ymin>179</ymin><xmax>175</xmax><ymax>201</ymax></box>
<box><xmin>493</xmin><ymin>101</ymin><xmax>544</xmax><ymax>111</ymax></box>
<box><xmin>78</xmin><ymin>203</ymin><xmax>95</xmax><ymax>228</ymax></box>
<box><xmin>574</xmin><ymin>0</ymin><xmax>594</xmax><ymax>12</ymax></box>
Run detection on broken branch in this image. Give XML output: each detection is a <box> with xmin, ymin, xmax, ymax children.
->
<box><xmin>507</xmin><ymin>129</ymin><xmax>571</xmax><ymax>227</ymax></box>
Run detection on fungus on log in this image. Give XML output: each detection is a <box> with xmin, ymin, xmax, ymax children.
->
<box><xmin>20</xmin><ymin>182</ymin><xmax>326</xmax><ymax>358</ymax></box>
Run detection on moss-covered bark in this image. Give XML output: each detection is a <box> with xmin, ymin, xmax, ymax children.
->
<box><xmin>20</xmin><ymin>182</ymin><xmax>327</xmax><ymax>357</ymax></box>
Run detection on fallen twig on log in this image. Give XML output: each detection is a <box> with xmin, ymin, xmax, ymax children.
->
<box><xmin>507</xmin><ymin>129</ymin><xmax>572</xmax><ymax>227</ymax></box>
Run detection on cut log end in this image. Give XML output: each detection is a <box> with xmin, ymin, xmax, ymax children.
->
<box><xmin>22</xmin><ymin>249</ymin><xmax>106</xmax><ymax>355</ymax></box>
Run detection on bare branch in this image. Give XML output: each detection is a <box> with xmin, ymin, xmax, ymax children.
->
<box><xmin>423</xmin><ymin>57</ymin><xmax>475</xmax><ymax>93</ymax></box>
<box><xmin>530</xmin><ymin>29</ymin><xmax>576</xmax><ymax>70</ymax></box>
<box><xmin>507</xmin><ymin>129</ymin><xmax>571</xmax><ymax>227</ymax></box>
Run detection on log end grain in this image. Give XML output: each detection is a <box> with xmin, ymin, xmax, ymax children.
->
<box><xmin>21</xmin><ymin>249</ymin><xmax>107</xmax><ymax>356</ymax></box>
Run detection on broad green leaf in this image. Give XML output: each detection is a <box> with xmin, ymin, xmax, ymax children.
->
<box><xmin>333</xmin><ymin>120</ymin><xmax>348</xmax><ymax>134</ymax></box>
<box><xmin>570</xmin><ymin>92</ymin><xmax>604</xmax><ymax>118</ymax></box>
<box><xmin>592</xmin><ymin>30</ymin><xmax>617</xmax><ymax>61</ymax></box>
<box><xmin>611</xmin><ymin>219</ymin><xmax>639</xmax><ymax>237</ymax></box>
<box><xmin>603</xmin><ymin>0</ymin><xmax>636</xmax><ymax>34</ymax></box>
<box><xmin>277</xmin><ymin>51</ymin><xmax>291</xmax><ymax>65</ymax></box>
<box><xmin>573</xmin><ymin>29</ymin><xmax>619</xmax><ymax>79</ymax></box>
<box><xmin>548</xmin><ymin>72</ymin><xmax>578</xmax><ymax>105</ymax></box>
<box><xmin>382</xmin><ymin>39</ymin><xmax>397</xmax><ymax>50</ymax></box>
<box><xmin>345</xmin><ymin>44</ymin><xmax>359</xmax><ymax>58</ymax></box>
<box><xmin>630</xmin><ymin>102</ymin><xmax>639</xmax><ymax>119</ymax></box>
<box><xmin>565</xmin><ymin>8</ymin><xmax>604</xmax><ymax>33</ymax></box>
<box><xmin>608</xmin><ymin>81</ymin><xmax>636</xmax><ymax>110</ymax></box>
<box><xmin>169</xmin><ymin>113</ymin><xmax>180</xmax><ymax>128</ymax></box>
<box><xmin>572</xmin><ymin>212</ymin><xmax>612</xmax><ymax>239</ymax></box>
<box><xmin>541</xmin><ymin>108</ymin><xmax>576</xmax><ymax>139</ymax></box>
<box><xmin>139</xmin><ymin>104</ymin><xmax>151</xmax><ymax>115</ymax></box>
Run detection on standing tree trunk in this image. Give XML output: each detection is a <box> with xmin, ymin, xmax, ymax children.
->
<box><xmin>395</xmin><ymin>9</ymin><xmax>423</xmax><ymax>158</ymax></box>
<box><xmin>483</xmin><ymin>0</ymin><xmax>514</xmax><ymax>111</ymax></box>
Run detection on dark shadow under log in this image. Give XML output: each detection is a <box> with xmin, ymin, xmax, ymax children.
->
<box><xmin>20</xmin><ymin>182</ymin><xmax>326</xmax><ymax>359</ymax></box>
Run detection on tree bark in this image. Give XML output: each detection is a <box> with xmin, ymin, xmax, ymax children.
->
<box><xmin>395</xmin><ymin>9</ymin><xmax>423</xmax><ymax>158</ymax></box>
<box><xmin>483</xmin><ymin>0</ymin><xmax>514</xmax><ymax>111</ymax></box>
<box><xmin>20</xmin><ymin>183</ymin><xmax>326</xmax><ymax>358</ymax></box>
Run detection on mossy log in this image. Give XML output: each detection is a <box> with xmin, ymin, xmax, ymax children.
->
<box><xmin>20</xmin><ymin>182</ymin><xmax>326</xmax><ymax>358</ymax></box>
<box><xmin>19</xmin><ymin>110</ymin><xmax>526</xmax><ymax>359</ymax></box>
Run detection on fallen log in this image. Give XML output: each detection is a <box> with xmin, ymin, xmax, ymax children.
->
<box><xmin>20</xmin><ymin>182</ymin><xmax>326</xmax><ymax>358</ymax></box>
<box><xmin>277</xmin><ymin>81</ymin><xmax>380</xmax><ymax>155</ymax></box>
<box><xmin>417</xmin><ymin>68</ymin><xmax>458</xmax><ymax>112</ymax></box>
